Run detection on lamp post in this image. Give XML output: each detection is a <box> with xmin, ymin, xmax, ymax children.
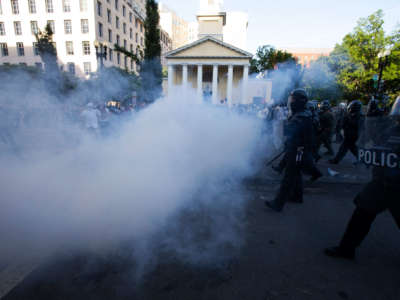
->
<box><xmin>376</xmin><ymin>49</ymin><xmax>391</xmax><ymax>98</ymax></box>
<box><xmin>94</xmin><ymin>41</ymin><xmax>107</xmax><ymax>70</ymax></box>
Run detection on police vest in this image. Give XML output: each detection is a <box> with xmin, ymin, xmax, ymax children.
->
<box><xmin>358</xmin><ymin>147</ymin><xmax>400</xmax><ymax>169</ymax></box>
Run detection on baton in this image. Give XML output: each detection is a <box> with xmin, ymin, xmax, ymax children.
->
<box><xmin>265</xmin><ymin>150</ymin><xmax>285</xmax><ymax>167</ymax></box>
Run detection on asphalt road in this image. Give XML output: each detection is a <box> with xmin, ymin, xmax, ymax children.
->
<box><xmin>2</xmin><ymin>156</ymin><xmax>399</xmax><ymax>300</ymax></box>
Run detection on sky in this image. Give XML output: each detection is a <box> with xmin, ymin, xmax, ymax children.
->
<box><xmin>159</xmin><ymin>0</ymin><xmax>400</xmax><ymax>53</ymax></box>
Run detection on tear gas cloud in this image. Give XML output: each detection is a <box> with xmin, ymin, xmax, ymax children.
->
<box><xmin>0</xmin><ymin>69</ymin><xmax>264</xmax><ymax>272</ymax></box>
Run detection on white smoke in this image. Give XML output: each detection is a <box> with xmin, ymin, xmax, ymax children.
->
<box><xmin>0</xmin><ymin>73</ymin><xmax>264</xmax><ymax>275</ymax></box>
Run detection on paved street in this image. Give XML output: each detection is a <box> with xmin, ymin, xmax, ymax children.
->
<box><xmin>1</xmin><ymin>154</ymin><xmax>399</xmax><ymax>300</ymax></box>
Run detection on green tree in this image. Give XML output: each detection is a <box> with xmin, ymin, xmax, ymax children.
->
<box><xmin>139</xmin><ymin>0</ymin><xmax>162</xmax><ymax>103</ymax></box>
<box><xmin>35</xmin><ymin>24</ymin><xmax>58</xmax><ymax>77</ymax></box>
<box><xmin>331</xmin><ymin>10</ymin><xmax>399</xmax><ymax>102</ymax></box>
<box><xmin>250</xmin><ymin>45</ymin><xmax>296</xmax><ymax>74</ymax></box>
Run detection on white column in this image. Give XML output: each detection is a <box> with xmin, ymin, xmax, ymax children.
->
<box><xmin>168</xmin><ymin>64</ymin><xmax>174</xmax><ymax>95</ymax></box>
<box><xmin>182</xmin><ymin>64</ymin><xmax>188</xmax><ymax>88</ymax></box>
<box><xmin>197</xmin><ymin>64</ymin><xmax>203</xmax><ymax>101</ymax></box>
<box><xmin>212</xmin><ymin>64</ymin><xmax>218</xmax><ymax>104</ymax></box>
<box><xmin>242</xmin><ymin>64</ymin><xmax>249</xmax><ymax>104</ymax></box>
<box><xmin>227</xmin><ymin>64</ymin><xmax>234</xmax><ymax>107</ymax></box>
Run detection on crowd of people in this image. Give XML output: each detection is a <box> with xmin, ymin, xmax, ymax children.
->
<box><xmin>262</xmin><ymin>89</ymin><xmax>400</xmax><ymax>261</ymax></box>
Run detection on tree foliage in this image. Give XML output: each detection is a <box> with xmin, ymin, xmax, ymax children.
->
<box><xmin>304</xmin><ymin>10</ymin><xmax>400</xmax><ymax>103</ymax></box>
<box><xmin>35</xmin><ymin>24</ymin><xmax>58</xmax><ymax>76</ymax></box>
<box><xmin>140</xmin><ymin>0</ymin><xmax>162</xmax><ymax>103</ymax></box>
<box><xmin>250</xmin><ymin>45</ymin><xmax>296</xmax><ymax>74</ymax></box>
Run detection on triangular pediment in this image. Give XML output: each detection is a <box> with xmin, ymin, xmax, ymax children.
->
<box><xmin>166</xmin><ymin>36</ymin><xmax>252</xmax><ymax>58</ymax></box>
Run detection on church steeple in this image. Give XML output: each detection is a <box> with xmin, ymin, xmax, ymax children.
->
<box><xmin>199</xmin><ymin>0</ymin><xmax>224</xmax><ymax>14</ymax></box>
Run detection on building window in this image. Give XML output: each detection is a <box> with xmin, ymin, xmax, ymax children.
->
<box><xmin>81</xmin><ymin>19</ymin><xmax>89</xmax><ymax>33</ymax></box>
<box><xmin>80</xmin><ymin>0</ymin><xmax>87</xmax><ymax>12</ymax></box>
<box><xmin>14</xmin><ymin>21</ymin><xmax>22</xmax><ymax>35</ymax></box>
<box><xmin>130</xmin><ymin>44</ymin><xmax>133</xmax><ymax>52</ymax></box>
<box><xmin>115</xmin><ymin>16</ymin><xmax>119</xmax><ymax>28</ymax></box>
<box><xmin>67</xmin><ymin>63</ymin><xmax>75</xmax><ymax>75</ymax></box>
<box><xmin>129</xmin><ymin>28</ymin><xmax>132</xmax><ymax>39</ymax></box>
<box><xmin>97</xmin><ymin>1</ymin><xmax>102</xmax><ymax>16</ymax></box>
<box><xmin>135</xmin><ymin>19</ymin><xmax>138</xmax><ymax>28</ymax></box>
<box><xmin>63</xmin><ymin>0</ymin><xmax>71</xmax><ymax>12</ymax></box>
<box><xmin>98</xmin><ymin>22</ymin><xmax>103</xmax><ymax>37</ymax></box>
<box><xmin>116</xmin><ymin>34</ymin><xmax>120</xmax><ymax>46</ymax></box>
<box><xmin>47</xmin><ymin>20</ymin><xmax>55</xmax><ymax>33</ymax></box>
<box><xmin>33</xmin><ymin>42</ymin><xmax>39</xmax><ymax>55</ymax></box>
<box><xmin>66</xmin><ymin>41</ymin><xmax>73</xmax><ymax>55</ymax></box>
<box><xmin>129</xmin><ymin>12</ymin><xmax>133</xmax><ymax>23</ymax></box>
<box><xmin>109</xmin><ymin>48</ymin><xmax>113</xmax><ymax>60</ymax></box>
<box><xmin>83</xmin><ymin>62</ymin><xmax>91</xmax><ymax>75</ymax></box>
<box><xmin>0</xmin><ymin>43</ymin><xmax>8</xmax><ymax>56</ymax></box>
<box><xmin>35</xmin><ymin>62</ymin><xmax>42</xmax><ymax>69</ymax></box>
<box><xmin>11</xmin><ymin>0</ymin><xmax>19</xmax><ymax>14</ymax></box>
<box><xmin>0</xmin><ymin>22</ymin><xmax>5</xmax><ymax>35</ymax></box>
<box><xmin>130</xmin><ymin>59</ymin><xmax>133</xmax><ymax>70</ymax></box>
<box><xmin>107</xmin><ymin>9</ymin><xmax>111</xmax><ymax>23</ymax></box>
<box><xmin>45</xmin><ymin>0</ymin><xmax>53</xmax><ymax>13</ymax></box>
<box><xmin>140</xmin><ymin>37</ymin><xmax>143</xmax><ymax>46</ymax></box>
<box><xmin>123</xmin><ymin>22</ymin><xmax>126</xmax><ymax>34</ymax></box>
<box><xmin>124</xmin><ymin>55</ymin><xmax>127</xmax><ymax>68</ymax></box>
<box><xmin>123</xmin><ymin>39</ymin><xmax>126</xmax><ymax>49</ymax></box>
<box><xmin>135</xmin><ymin>33</ymin><xmax>138</xmax><ymax>43</ymax></box>
<box><xmin>122</xmin><ymin>5</ymin><xmax>125</xmax><ymax>17</ymax></box>
<box><xmin>16</xmin><ymin>42</ymin><xmax>24</xmax><ymax>56</ymax></box>
<box><xmin>108</xmin><ymin>29</ymin><xmax>112</xmax><ymax>42</ymax></box>
<box><xmin>30</xmin><ymin>21</ymin><xmax>38</xmax><ymax>35</ymax></box>
<box><xmin>82</xmin><ymin>41</ymin><xmax>90</xmax><ymax>55</ymax></box>
<box><xmin>117</xmin><ymin>52</ymin><xmax>120</xmax><ymax>64</ymax></box>
<box><xmin>28</xmin><ymin>0</ymin><xmax>36</xmax><ymax>13</ymax></box>
<box><xmin>115</xmin><ymin>0</ymin><xmax>118</xmax><ymax>10</ymax></box>
<box><xmin>0</xmin><ymin>0</ymin><xmax>2</xmax><ymax>14</ymax></box>
<box><xmin>64</xmin><ymin>20</ymin><xmax>72</xmax><ymax>34</ymax></box>
<box><xmin>140</xmin><ymin>23</ymin><xmax>143</xmax><ymax>33</ymax></box>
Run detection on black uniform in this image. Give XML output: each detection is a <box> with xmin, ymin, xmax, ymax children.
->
<box><xmin>362</xmin><ymin>99</ymin><xmax>385</xmax><ymax>146</ymax></box>
<box><xmin>330</xmin><ymin>101</ymin><xmax>364</xmax><ymax>164</ymax></box>
<box><xmin>317</xmin><ymin>109</ymin><xmax>335</xmax><ymax>156</ymax></box>
<box><xmin>325</xmin><ymin>121</ymin><xmax>400</xmax><ymax>259</ymax></box>
<box><xmin>265</xmin><ymin>89</ymin><xmax>314</xmax><ymax>212</ymax></box>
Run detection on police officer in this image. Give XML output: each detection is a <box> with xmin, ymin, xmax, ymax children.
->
<box><xmin>334</xmin><ymin>102</ymin><xmax>347</xmax><ymax>143</ymax></box>
<box><xmin>265</xmin><ymin>89</ymin><xmax>315</xmax><ymax>212</ymax></box>
<box><xmin>329</xmin><ymin>100</ymin><xmax>364</xmax><ymax>164</ymax></box>
<box><xmin>316</xmin><ymin>100</ymin><xmax>335</xmax><ymax>158</ymax></box>
<box><xmin>363</xmin><ymin>98</ymin><xmax>385</xmax><ymax>146</ymax></box>
<box><xmin>325</xmin><ymin>97</ymin><xmax>400</xmax><ymax>259</ymax></box>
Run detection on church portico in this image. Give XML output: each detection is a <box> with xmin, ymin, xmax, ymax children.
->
<box><xmin>166</xmin><ymin>37</ymin><xmax>252</xmax><ymax>106</ymax></box>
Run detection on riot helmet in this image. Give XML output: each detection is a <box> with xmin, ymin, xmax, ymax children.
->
<box><xmin>390</xmin><ymin>96</ymin><xmax>400</xmax><ymax>122</ymax></box>
<box><xmin>347</xmin><ymin>100</ymin><xmax>362</xmax><ymax>115</ymax></box>
<box><xmin>339</xmin><ymin>102</ymin><xmax>347</xmax><ymax>110</ymax></box>
<box><xmin>320</xmin><ymin>100</ymin><xmax>331</xmax><ymax>112</ymax></box>
<box><xmin>306</xmin><ymin>101</ymin><xmax>317</xmax><ymax>112</ymax></box>
<box><xmin>288</xmin><ymin>89</ymin><xmax>308</xmax><ymax>114</ymax></box>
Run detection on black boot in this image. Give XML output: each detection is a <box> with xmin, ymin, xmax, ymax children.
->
<box><xmin>324</xmin><ymin>246</ymin><xmax>355</xmax><ymax>260</ymax></box>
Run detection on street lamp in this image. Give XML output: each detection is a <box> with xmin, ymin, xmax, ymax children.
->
<box><xmin>94</xmin><ymin>41</ymin><xmax>107</xmax><ymax>70</ymax></box>
<box><xmin>375</xmin><ymin>49</ymin><xmax>391</xmax><ymax>98</ymax></box>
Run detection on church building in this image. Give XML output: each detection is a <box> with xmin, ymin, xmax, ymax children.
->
<box><xmin>165</xmin><ymin>0</ymin><xmax>253</xmax><ymax>107</ymax></box>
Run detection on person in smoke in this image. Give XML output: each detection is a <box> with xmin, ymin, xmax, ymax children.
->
<box><xmin>334</xmin><ymin>102</ymin><xmax>347</xmax><ymax>143</ymax></box>
<box><xmin>325</xmin><ymin>97</ymin><xmax>400</xmax><ymax>260</ymax></box>
<box><xmin>265</xmin><ymin>89</ymin><xmax>315</xmax><ymax>212</ymax></box>
<box><xmin>80</xmin><ymin>102</ymin><xmax>101</xmax><ymax>135</ymax></box>
<box><xmin>329</xmin><ymin>100</ymin><xmax>364</xmax><ymax>164</ymax></box>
